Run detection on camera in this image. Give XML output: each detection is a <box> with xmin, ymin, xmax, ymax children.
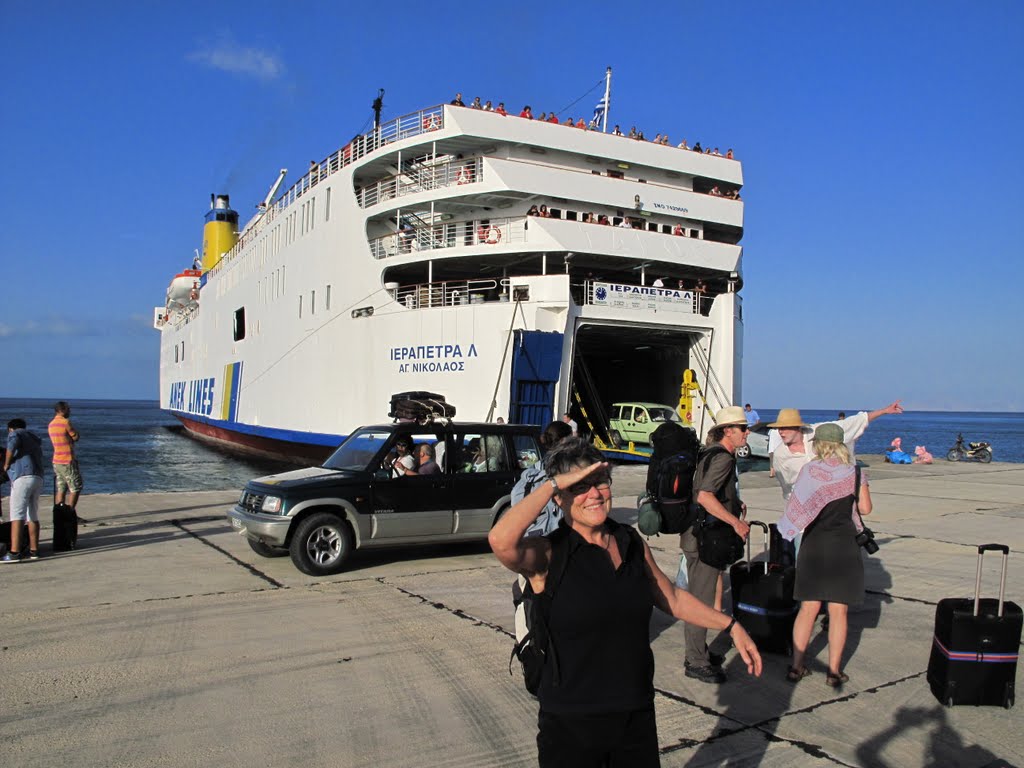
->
<box><xmin>855</xmin><ymin>526</ymin><xmax>879</xmax><ymax>555</ymax></box>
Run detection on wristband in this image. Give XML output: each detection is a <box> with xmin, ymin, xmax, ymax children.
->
<box><xmin>549</xmin><ymin>477</ymin><xmax>560</xmax><ymax>493</ymax></box>
<box><xmin>724</xmin><ymin>616</ymin><xmax>737</xmax><ymax>634</ymax></box>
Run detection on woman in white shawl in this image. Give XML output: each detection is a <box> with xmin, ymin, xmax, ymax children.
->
<box><xmin>777</xmin><ymin>423</ymin><xmax>872</xmax><ymax>688</ymax></box>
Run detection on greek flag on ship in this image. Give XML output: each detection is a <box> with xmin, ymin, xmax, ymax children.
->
<box><xmin>590</xmin><ymin>95</ymin><xmax>609</xmax><ymax>130</ymax></box>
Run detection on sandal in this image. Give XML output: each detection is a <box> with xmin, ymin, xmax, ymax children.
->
<box><xmin>786</xmin><ymin>666</ymin><xmax>810</xmax><ymax>683</ymax></box>
<box><xmin>825</xmin><ymin>672</ymin><xmax>849</xmax><ymax>688</ymax></box>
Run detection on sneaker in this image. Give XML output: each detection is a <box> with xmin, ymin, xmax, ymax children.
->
<box><xmin>29</xmin><ymin>550</ymin><xmax>40</xmax><ymax>561</ymax></box>
<box><xmin>685</xmin><ymin>662</ymin><xmax>727</xmax><ymax>684</ymax></box>
<box><xmin>1</xmin><ymin>552</ymin><xmax>21</xmax><ymax>564</ymax></box>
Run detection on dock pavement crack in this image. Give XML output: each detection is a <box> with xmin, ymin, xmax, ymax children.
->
<box><xmin>170</xmin><ymin>518</ymin><xmax>286</xmax><ymax>589</ymax></box>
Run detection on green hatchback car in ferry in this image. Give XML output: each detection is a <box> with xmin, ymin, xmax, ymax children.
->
<box><xmin>607</xmin><ymin>402</ymin><xmax>684</xmax><ymax>445</ymax></box>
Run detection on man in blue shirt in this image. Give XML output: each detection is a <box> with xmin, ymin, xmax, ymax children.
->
<box><xmin>3</xmin><ymin>418</ymin><xmax>45</xmax><ymax>562</ymax></box>
<box><xmin>744</xmin><ymin>404</ymin><xmax>760</xmax><ymax>427</ymax></box>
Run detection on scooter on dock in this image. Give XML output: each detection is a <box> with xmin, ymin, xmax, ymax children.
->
<box><xmin>946</xmin><ymin>433</ymin><xmax>993</xmax><ymax>463</ymax></box>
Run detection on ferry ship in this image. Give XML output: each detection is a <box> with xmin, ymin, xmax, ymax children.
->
<box><xmin>156</xmin><ymin>86</ymin><xmax>746</xmax><ymax>462</ymax></box>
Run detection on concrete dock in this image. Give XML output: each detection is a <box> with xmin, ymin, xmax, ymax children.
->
<box><xmin>1</xmin><ymin>457</ymin><xmax>1021</xmax><ymax>767</ymax></box>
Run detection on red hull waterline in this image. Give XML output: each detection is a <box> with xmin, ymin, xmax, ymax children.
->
<box><xmin>175</xmin><ymin>416</ymin><xmax>334</xmax><ymax>464</ymax></box>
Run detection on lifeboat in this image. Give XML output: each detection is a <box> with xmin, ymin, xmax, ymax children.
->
<box><xmin>167</xmin><ymin>269</ymin><xmax>203</xmax><ymax>305</ymax></box>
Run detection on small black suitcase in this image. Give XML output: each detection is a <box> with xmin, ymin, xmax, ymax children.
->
<box><xmin>729</xmin><ymin>521</ymin><xmax>797</xmax><ymax>655</ymax></box>
<box><xmin>927</xmin><ymin>543</ymin><xmax>1020</xmax><ymax>708</ymax></box>
<box><xmin>52</xmin><ymin>503</ymin><xmax>78</xmax><ymax>552</ymax></box>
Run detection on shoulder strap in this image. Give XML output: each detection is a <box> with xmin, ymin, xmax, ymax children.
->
<box><xmin>544</xmin><ymin>527</ymin><xmax>572</xmax><ymax>597</ymax></box>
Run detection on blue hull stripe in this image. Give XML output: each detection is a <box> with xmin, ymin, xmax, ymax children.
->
<box><xmin>169</xmin><ymin>409</ymin><xmax>345</xmax><ymax>447</ymax></box>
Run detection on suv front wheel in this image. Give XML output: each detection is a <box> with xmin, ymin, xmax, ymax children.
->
<box><xmin>290</xmin><ymin>511</ymin><xmax>353</xmax><ymax>576</ymax></box>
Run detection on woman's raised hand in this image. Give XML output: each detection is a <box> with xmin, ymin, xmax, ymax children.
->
<box><xmin>553</xmin><ymin>461</ymin><xmax>609</xmax><ymax>492</ymax></box>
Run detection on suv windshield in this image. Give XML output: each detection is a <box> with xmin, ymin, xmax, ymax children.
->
<box><xmin>323</xmin><ymin>429</ymin><xmax>392</xmax><ymax>471</ymax></box>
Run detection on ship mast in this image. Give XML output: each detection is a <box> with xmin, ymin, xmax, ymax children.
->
<box><xmin>602</xmin><ymin>67</ymin><xmax>612</xmax><ymax>133</ymax></box>
<box><xmin>372</xmin><ymin>88</ymin><xmax>385</xmax><ymax>130</ymax></box>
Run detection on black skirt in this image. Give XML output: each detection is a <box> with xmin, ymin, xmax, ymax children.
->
<box><xmin>793</xmin><ymin>495</ymin><xmax>864</xmax><ymax>606</ymax></box>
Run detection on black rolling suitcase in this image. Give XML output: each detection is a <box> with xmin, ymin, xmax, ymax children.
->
<box><xmin>52</xmin><ymin>502</ymin><xmax>78</xmax><ymax>552</ymax></box>
<box><xmin>729</xmin><ymin>521</ymin><xmax>797</xmax><ymax>654</ymax></box>
<box><xmin>927</xmin><ymin>544</ymin><xmax>1020</xmax><ymax>708</ymax></box>
<box><xmin>388</xmin><ymin>391</ymin><xmax>456</xmax><ymax>422</ymax></box>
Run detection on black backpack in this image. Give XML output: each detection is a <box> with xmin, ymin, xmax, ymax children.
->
<box><xmin>509</xmin><ymin>527</ymin><xmax>571</xmax><ymax>695</ymax></box>
<box><xmin>639</xmin><ymin>422</ymin><xmax>700</xmax><ymax>536</ymax></box>
<box><xmin>693</xmin><ymin>445</ymin><xmax>746</xmax><ymax>569</ymax></box>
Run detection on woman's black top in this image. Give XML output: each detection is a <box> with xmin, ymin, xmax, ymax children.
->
<box><xmin>538</xmin><ymin>519</ymin><xmax>655</xmax><ymax>714</ymax></box>
<box><xmin>794</xmin><ymin>494</ymin><xmax>864</xmax><ymax>606</ymax></box>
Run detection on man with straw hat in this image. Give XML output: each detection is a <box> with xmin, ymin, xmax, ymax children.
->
<box><xmin>767</xmin><ymin>401</ymin><xmax>904</xmax><ymax>503</ymax></box>
<box><xmin>682</xmin><ymin>405</ymin><xmax>751</xmax><ymax>684</ymax></box>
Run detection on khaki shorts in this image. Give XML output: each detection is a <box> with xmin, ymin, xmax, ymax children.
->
<box><xmin>54</xmin><ymin>461</ymin><xmax>84</xmax><ymax>494</ymax></box>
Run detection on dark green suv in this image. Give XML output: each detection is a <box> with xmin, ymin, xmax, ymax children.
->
<box><xmin>227</xmin><ymin>422</ymin><xmax>541</xmax><ymax>576</ymax></box>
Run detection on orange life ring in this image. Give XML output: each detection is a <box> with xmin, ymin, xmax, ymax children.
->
<box><xmin>484</xmin><ymin>226</ymin><xmax>502</xmax><ymax>244</ymax></box>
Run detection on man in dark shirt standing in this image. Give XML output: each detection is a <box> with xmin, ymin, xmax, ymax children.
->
<box><xmin>682</xmin><ymin>406</ymin><xmax>751</xmax><ymax>683</ymax></box>
<box><xmin>450</xmin><ymin>93</ymin><xmax>465</xmax><ymax>106</ymax></box>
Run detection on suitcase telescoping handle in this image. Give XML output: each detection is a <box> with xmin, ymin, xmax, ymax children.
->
<box><xmin>974</xmin><ymin>544</ymin><xmax>1010</xmax><ymax>618</ymax></box>
<box><xmin>746</xmin><ymin>521</ymin><xmax>770</xmax><ymax>574</ymax></box>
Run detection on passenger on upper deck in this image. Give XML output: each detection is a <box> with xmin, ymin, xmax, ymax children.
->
<box><xmin>527</xmin><ymin>205</ymin><xmax>540</xmax><ymax>217</ymax></box>
<box><xmin>726</xmin><ymin>148</ymin><xmax>734</xmax><ymax>159</ymax></box>
<box><xmin>692</xmin><ymin>141</ymin><xmax>703</xmax><ymax>153</ymax></box>
<box><xmin>547</xmin><ymin>113</ymin><xmax>559</xmax><ymax>123</ymax></box>
<box><xmin>538</xmin><ymin>205</ymin><xmax>551</xmax><ymax>218</ymax></box>
<box><xmin>628</xmin><ymin>126</ymin><xmax>637</xmax><ymax>138</ymax></box>
<box><xmin>519</xmin><ymin>106</ymin><xmax>533</xmax><ymax>119</ymax></box>
<box><xmin>673</xmin><ymin>223</ymin><xmax>685</xmax><ymax>236</ymax></box>
<box><xmin>612</xmin><ymin>124</ymin><xmax>623</xmax><ymax>136</ymax></box>
<box><xmin>495</xmin><ymin>102</ymin><xmax>508</xmax><ymax>116</ymax></box>
<box><xmin>618</xmin><ymin>217</ymin><xmax>633</xmax><ymax>229</ymax></box>
<box><xmin>470</xmin><ymin>97</ymin><xmax>482</xmax><ymax>109</ymax></box>
<box><xmin>483</xmin><ymin>100</ymin><xmax>493</xmax><ymax>111</ymax></box>
<box><xmin>598</xmin><ymin>214</ymin><xmax>610</xmax><ymax>226</ymax></box>
<box><xmin>450</xmin><ymin>93</ymin><xmax>465</xmax><ymax>106</ymax></box>
<box><xmin>563</xmin><ymin>116</ymin><xmax>575</xmax><ymax>126</ymax></box>
<box><xmin>538</xmin><ymin>112</ymin><xmax>547</xmax><ymax>122</ymax></box>
<box><xmin>575</xmin><ymin>118</ymin><xmax>587</xmax><ymax>129</ymax></box>
<box><xmin>678</xmin><ymin>138</ymin><xmax>688</xmax><ymax>149</ymax></box>
<box><xmin>654</xmin><ymin>134</ymin><xmax>662</xmax><ymax>143</ymax></box>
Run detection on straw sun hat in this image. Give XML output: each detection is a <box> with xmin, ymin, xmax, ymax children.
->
<box><xmin>714</xmin><ymin>405</ymin><xmax>748</xmax><ymax>427</ymax></box>
<box><xmin>767</xmin><ymin>408</ymin><xmax>807</xmax><ymax>429</ymax></box>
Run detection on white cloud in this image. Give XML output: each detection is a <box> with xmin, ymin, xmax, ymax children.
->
<box><xmin>187</xmin><ymin>36</ymin><xmax>284</xmax><ymax>81</ymax></box>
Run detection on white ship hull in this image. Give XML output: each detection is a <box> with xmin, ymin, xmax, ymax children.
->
<box><xmin>158</xmin><ymin>104</ymin><xmax>746</xmax><ymax>462</ymax></box>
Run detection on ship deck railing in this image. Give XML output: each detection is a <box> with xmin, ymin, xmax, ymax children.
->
<box><xmin>356</xmin><ymin>156</ymin><xmax>482</xmax><ymax>208</ymax></box>
<box><xmin>387</xmin><ymin>277</ymin><xmax>713</xmax><ymax>317</ymax></box>
<box><xmin>370</xmin><ymin>216</ymin><xmax>528</xmax><ymax>259</ymax></box>
<box><xmin>209</xmin><ymin>104</ymin><xmax>447</xmax><ymax>276</ymax></box>
<box><xmin>392</xmin><ymin>278</ymin><xmax>511</xmax><ymax>308</ymax></box>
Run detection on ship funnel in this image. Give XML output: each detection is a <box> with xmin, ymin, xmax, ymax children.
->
<box><xmin>201</xmin><ymin>193</ymin><xmax>239</xmax><ymax>272</ymax></box>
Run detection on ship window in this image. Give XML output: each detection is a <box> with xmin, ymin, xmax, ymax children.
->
<box><xmin>311</xmin><ymin>290</ymin><xmax>316</xmax><ymax>314</ymax></box>
<box><xmin>180</xmin><ymin>341</ymin><xmax>185</xmax><ymax>361</ymax></box>
<box><xmin>174</xmin><ymin>345</ymin><xmax>178</xmax><ymax>363</ymax></box>
<box><xmin>548</xmin><ymin>208</ymin><xmax>562</xmax><ymax>219</ymax></box>
<box><xmin>326</xmin><ymin>285</ymin><xmax>332</xmax><ymax>310</ymax></box>
<box><xmin>298</xmin><ymin>295</ymin><xmax>303</xmax><ymax>318</ymax></box>
<box><xmin>233</xmin><ymin>308</ymin><xmax>246</xmax><ymax>341</ymax></box>
<box><xmin>591</xmin><ymin>170</ymin><xmax>601</xmax><ymax>176</ymax></box>
<box><xmin>607</xmin><ymin>170</ymin><xmax>625</xmax><ymax>179</ymax></box>
<box><xmin>565</xmin><ymin>211</ymin><xmax>578</xmax><ymax>221</ymax></box>
<box><xmin>662</xmin><ymin>224</ymin><xmax>672</xmax><ymax>234</ymax></box>
<box><xmin>326</xmin><ymin>188</ymin><xmax>331</xmax><ymax>221</ymax></box>
<box><xmin>310</xmin><ymin>197</ymin><xmax>316</xmax><ymax>231</ymax></box>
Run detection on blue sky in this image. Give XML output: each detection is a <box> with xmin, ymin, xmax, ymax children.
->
<box><xmin>2</xmin><ymin>1</ymin><xmax>1021</xmax><ymax>411</ymax></box>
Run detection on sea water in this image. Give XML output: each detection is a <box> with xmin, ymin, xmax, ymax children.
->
<box><xmin>0</xmin><ymin>399</ymin><xmax>1020</xmax><ymax>494</ymax></box>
